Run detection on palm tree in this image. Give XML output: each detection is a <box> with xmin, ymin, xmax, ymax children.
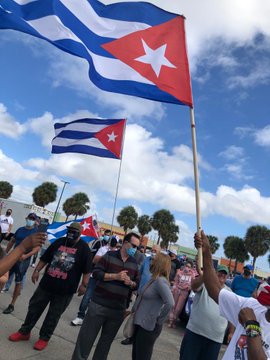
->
<box><xmin>63</xmin><ymin>197</ymin><xmax>76</xmax><ymax>221</ymax></box>
<box><xmin>224</xmin><ymin>236</ymin><xmax>238</xmax><ymax>271</ymax></box>
<box><xmin>207</xmin><ymin>235</ymin><xmax>220</xmax><ymax>254</ymax></box>
<box><xmin>151</xmin><ymin>209</ymin><xmax>175</xmax><ymax>245</ymax></box>
<box><xmin>32</xmin><ymin>182</ymin><xmax>58</xmax><ymax>208</ymax></box>
<box><xmin>117</xmin><ymin>206</ymin><xmax>138</xmax><ymax>234</ymax></box>
<box><xmin>224</xmin><ymin>236</ymin><xmax>249</xmax><ymax>274</ymax></box>
<box><xmin>72</xmin><ymin>192</ymin><xmax>90</xmax><ymax>219</ymax></box>
<box><xmin>0</xmin><ymin>181</ymin><xmax>13</xmax><ymax>199</ymax></box>
<box><xmin>137</xmin><ymin>215</ymin><xmax>152</xmax><ymax>242</ymax></box>
<box><xmin>63</xmin><ymin>193</ymin><xmax>90</xmax><ymax>220</ymax></box>
<box><xmin>160</xmin><ymin>222</ymin><xmax>179</xmax><ymax>249</ymax></box>
<box><xmin>244</xmin><ymin>225</ymin><xmax>270</xmax><ymax>268</ymax></box>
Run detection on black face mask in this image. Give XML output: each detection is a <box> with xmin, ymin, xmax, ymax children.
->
<box><xmin>244</xmin><ymin>270</ymin><xmax>251</xmax><ymax>276</ymax></box>
<box><xmin>6</xmin><ymin>211</ymin><xmax>11</xmax><ymax>216</ymax></box>
<box><xmin>66</xmin><ymin>230</ymin><xmax>80</xmax><ymax>244</ymax></box>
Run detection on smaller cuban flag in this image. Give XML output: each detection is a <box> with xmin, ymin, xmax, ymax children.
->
<box><xmin>47</xmin><ymin>216</ymin><xmax>99</xmax><ymax>243</ymax></box>
<box><xmin>51</xmin><ymin>118</ymin><xmax>126</xmax><ymax>159</ymax></box>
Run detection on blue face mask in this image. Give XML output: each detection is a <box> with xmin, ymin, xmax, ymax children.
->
<box><xmin>126</xmin><ymin>247</ymin><xmax>136</xmax><ymax>257</ymax></box>
<box><xmin>103</xmin><ymin>235</ymin><xmax>110</xmax><ymax>242</ymax></box>
<box><xmin>26</xmin><ymin>219</ymin><xmax>35</xmax><ymax>227</ymax></box>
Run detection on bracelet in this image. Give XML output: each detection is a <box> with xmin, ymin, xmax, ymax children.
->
<box><xmin>244</xmin><ymin>320</ymin><xmax>260</xmax><ymax>328</ymax></box>
<box><xmin>246</xmin><ymin>328</ymin><xmax>261</xmax><ymax>337</ymax></box>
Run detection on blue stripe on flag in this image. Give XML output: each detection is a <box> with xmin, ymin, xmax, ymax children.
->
<box><xmin>51</xmin><ymin>144</ymin><xmax>119</xmax><ymax>159</ymax></box>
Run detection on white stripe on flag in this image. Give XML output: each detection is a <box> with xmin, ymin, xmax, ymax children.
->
<box><xmin>52</xmin><ymin>136</ymin><xmax>106</xmax><ymax>149</ymax></box>
<box><xmin>26</xmin><ymin>15</ymin><xmax>153</xmax><ymax>85</ymax></box>
<box><xmin>54</xmin><ymin>122</ymin><xmax>108</xmax><ymax>136</ymax></box>
<box><xmin>60</xmin><ymin>0</ymin><xmax>150</xmax><ymax>38</ymax></box>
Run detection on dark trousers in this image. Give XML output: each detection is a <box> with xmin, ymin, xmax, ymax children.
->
<box><xmin>77</xmin><ymin>277</ymin><xmax>96</xmax><ymax>319</ymax></box>
<box><xmin>132</xmin><ymin>323</ymin><xmax>162</xmax><ymax>360</ymax></box>
<box><xmin>180</xmin><ymin>329</ymin><xmax>222</xmax><ymax>360</ymax></box>
<box><xmin>72</xmin><ymin>300</ymin><xmax>124</xmax><ymax>360</ymax></box>
<box><xmin>19</xmin><ymin>285</ymin><xmax>72</xmax><ymax>341</ymax></box>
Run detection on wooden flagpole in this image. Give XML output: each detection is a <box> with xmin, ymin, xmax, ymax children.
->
<box><xmin>189</xmin><ymin>107</ymin><xmax>203</xmax><ymax>271</ymax></box>
<box><xmin>110</xmin><ymin>119</ymin><xmax>127</xmax><ymax>234</ymax></box>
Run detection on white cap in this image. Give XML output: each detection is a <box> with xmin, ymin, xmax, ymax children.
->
<box><xmin>170</xmin><ymin>249</ymin><xmax>177</xmax><ymax>256</ymax></box>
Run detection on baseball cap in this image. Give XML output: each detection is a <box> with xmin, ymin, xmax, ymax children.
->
<box><xmin>67</xmin><ymin>222</ymin><xmax>82</xmax><ymax>233</ymax></box>
<box><xmin>217</xmin><ymin>264</ymin><xmax>229</xmax><ymax>274</ymax></box>
<box><xmin>169</xmin><ymin>249</ymin><xmax>177</xmax><ymax>256</ymax></box>
<box><xmin>27</xmin><ymin>212</ymin><xmax>38</xmax><ymax>220</ymax></box>
<box><xmin>244</xmin><ymin>264</ymin><xmax>253</xmax><ymax>271</ymax></box>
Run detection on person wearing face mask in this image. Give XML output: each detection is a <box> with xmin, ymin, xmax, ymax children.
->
<box><xmin>70</xmin><ymin>235</ymin><xmax>119</xmax><ymax>326</ymax></box>
<box><xmin>121</xmin><ymin>244</ymin><xmax>161</xmax><ymax>346</ymax></box>
<box><xmin>168</xmin><ymin>260</ymin><xmax>195</xmax><ymax>328</ymax></box>
<box><xmin>90</xmin><ymin>229</ymin><xmax>111</xmax><ymax>257</ymax></box>
<box><xmin>0</xmin><ymin>208</ymin><xmax>14</xmax><ymax>242</ymax></box>
<box><xmin>231</xmin><ymin>264</ymin><xmax>259</xmax><ymax>298</ymax></box>
<box><xmin>3</xmin><ymin>213</ymin><xmax>39</xmax><ymax>315</ymax></box>
<box><xmin>71</xmin><ymin>232</ymin><xmax>140</xmax><ymax>360</ymax></box>
<box><xmin>8</xmin><ymin>222</ymin><xmax>92</xmax><ymax>351</ymax></box>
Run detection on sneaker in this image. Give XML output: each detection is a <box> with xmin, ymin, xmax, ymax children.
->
<box><xmin>0</xmin><ymin>288</ymin><xmax>9</xmax><ymax>293</ymax></box>
<box><xmin>31</xmin><ymin>264</ymin><xmax>36</xmax><ymax>268</ymax></box>
<box><xmin>71</xmin><ymin>317</ymin><xmax>83</xmax><ymax>326</ymax></box>
<box><xmin>121</xmin><ymin>337</ymin><xmax>133</xmax><ymax>345</ymax></box>
<box><xmin>3</xmin><ymin>304</ymin><xmax>14</xmax><ymax>314</ymax></box>
<box><xmin>9</xmin><ymin>332</ymin><xmax>30</xmax><ymax>342</ymax></box>
<box><xmin>34</xmin><ymin>339</ymin><xmax>49</xmax><ymax>351</ymax></box>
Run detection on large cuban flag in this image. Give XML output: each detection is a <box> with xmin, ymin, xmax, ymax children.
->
<box><xmin>47</xmin><ymin>215</ymin><xmax>99</xmax><ymax>243</ymax></box>
<box><xmin>0</xmin><ymin>0</ymin><xmax>193</xmax><ymax>106</ymax></box>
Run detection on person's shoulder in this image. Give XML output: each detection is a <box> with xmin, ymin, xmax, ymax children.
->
<box><xmin>156</xmin><ymin>276</ymin><xmax>169</xmax><ymax>286</ymax></box>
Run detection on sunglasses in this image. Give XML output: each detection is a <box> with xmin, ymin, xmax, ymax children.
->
<box><xmin>130</xmin><ymin>243</ymin><xmax>138</xmax><ymax>249</ymax></box>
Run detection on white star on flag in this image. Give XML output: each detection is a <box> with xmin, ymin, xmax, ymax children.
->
<box><xmin>135</xmin><ymin>39</ymin><xmax>176</xmax><ymax>77</ymax></box>
<box><xmin>107</xmin><ymin>131</ymin><xmax>118</xmax><ymax>142</ymax></box>
<box><xmin>82</xmin><ymin>221</ymin><xmax>90</xmax><ymax>231</ymax></box>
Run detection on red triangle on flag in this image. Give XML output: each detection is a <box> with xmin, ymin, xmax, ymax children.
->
<box><xmin>102</xmin><ymin>17</ymin><xmax>192</xmax><ymax>107</ymax></box>
<box><xmin>80</xmin><ymin>216</ymin><xmax>98</xmax><ymax>238</ymax></box>
<box><xmin>94</xmin><ymin>119</ymin><xmax>126</xmax><ymax>159</ymax></box>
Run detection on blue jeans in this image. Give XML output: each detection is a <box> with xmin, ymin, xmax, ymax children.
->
<box><xmin>77</xmin><ymin>277</ymin><xmax>96</xmax><ymax>319</ymax></box>
<box><xmin>180</xmin><ymin>329</ymin><xmax>222</xmax><ymax>360</ymax></box>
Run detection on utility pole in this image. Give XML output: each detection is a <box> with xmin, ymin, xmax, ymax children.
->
<box><xmin>52</xmin><ymin>180</ymin><xmax>69</xmax><ymax>223</ymax></box>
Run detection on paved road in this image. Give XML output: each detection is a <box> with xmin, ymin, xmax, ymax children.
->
<box><xmin>0</xmin><ymin>266</ymin><xmax>227</xmax><ymax>360</ymax></box>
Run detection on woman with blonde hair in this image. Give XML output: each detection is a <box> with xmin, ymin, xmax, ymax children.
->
<box><xmin>132</xmin><ymin>252</ymin><xmax>175</xmax><ymax>360</ymax></box>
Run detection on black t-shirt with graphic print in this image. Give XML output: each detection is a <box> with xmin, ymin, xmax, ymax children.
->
<box><xmin>39</xmin><ymin>237</ymin><xmax>92</xmax><ymax>295</ymax></box>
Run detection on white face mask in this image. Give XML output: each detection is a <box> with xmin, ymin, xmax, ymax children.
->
<box><xmin>26</xmin><ymin>219</ymin><xmax>35</xmax><ymax>227</ymax></box>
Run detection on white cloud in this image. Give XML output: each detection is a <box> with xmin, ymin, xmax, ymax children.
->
<box><xmin>0</xmin><ymin>149</ymin><xmax>39</xmax><ymax>182</ymax></box>
<box><xmin>254</xmin><ymin>125</ymin><xmax>270</xmax><ymax>147</ymax></box>
<box><xmin>0</xmin><ymin>103</ymin><xmax>26</xmax><ymax>138</ymax></box>
<box><xmin>219</xmin><ymin>145</ymin><xmax>244</xmax><ymax>160</ymax></box>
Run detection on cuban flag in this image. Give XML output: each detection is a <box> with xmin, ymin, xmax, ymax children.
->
<box><xmin>47</xmin><ymin>215</ymin><xmax>99</xmax><ymax>243</ymax></box>
<box><xmin>52</xmin><ymin>118</ymin><xmax>126</xmax><ymax>159</ymax></box>
<box><xmin>0</xmin><ymin>0</ymin><xmax>193</xmax><ymax>106</ymax></box>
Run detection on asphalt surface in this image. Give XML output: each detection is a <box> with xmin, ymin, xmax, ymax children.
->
<box><xmin>0</xmin><ymin>266</ymin><xmax>227</xmax><ymax>360</ymax></box>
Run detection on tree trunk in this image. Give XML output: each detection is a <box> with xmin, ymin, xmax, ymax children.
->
<box><xmin>233</xmin><ymin>260</ymin><xmax>238</xmax><ymax>275</ymax></box>
<box><xmin>65</xmin><ymin>215</ymin><xmax>69</xmax><ymax>221</ymax></box>
<box><xmin>157</xmin><ymin>233</ymin><xmax>161</xmax><ymax>245</ymax></box>
<box><xmin>252</xmin><ymin>257</ymin><xmax>257</xmax><ymax>269</ymax></box>
<box><xmin>229</xmin><ymin>258</ymin><xmax>232</xmax><ymax>272</ymax></box>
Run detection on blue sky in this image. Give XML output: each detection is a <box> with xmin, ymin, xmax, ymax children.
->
<box><xmin>1</xmin><ymin>0</ymin><xmax>270</xmax><ymax>271</ymax></box>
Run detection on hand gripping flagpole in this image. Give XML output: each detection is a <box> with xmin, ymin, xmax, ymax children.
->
<box><xmin>189</xmin><ymin>107</ymin><xmax>203</xmax><ymax>272</ymax></box>
<box><xmin>110</xmin><ymin>119</ymin><xmax>127</xmax><ymax>234</ymax></box>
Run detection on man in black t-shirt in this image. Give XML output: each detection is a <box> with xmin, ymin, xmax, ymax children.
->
<box><xmin>8</xmin><ymin>222</ymin><xmax>92</xmax><ymax>351</ymax></box>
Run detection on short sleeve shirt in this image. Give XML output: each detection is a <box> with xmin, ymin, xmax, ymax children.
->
<box><xmin>0</xmin><ymin>215</ymin><xmax>13</xmax><ymax>233</ymax></box>
<box><xmin>40</xmin><ymin>237</ymin><xmax>92</xmax><ymax>295</ymax></box>
<box><xmin>231</xmin><ymin>275</ymin><xmax>259</xmax><ymax>297</ymax></box>
<box><xmin>219</xmin><ymin>288</ymin><xmax>270</xmax><ymax>360</ymax></box>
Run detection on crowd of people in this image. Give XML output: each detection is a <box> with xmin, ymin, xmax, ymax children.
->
<box><xmin>0</xmin><ymin>208</ymin><xmax>270</xmax><ymax>360</ymax></box>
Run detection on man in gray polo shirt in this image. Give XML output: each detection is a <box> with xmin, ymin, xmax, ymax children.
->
<box><xmin>180</xmin><ymin>264</ymin><xmax>233</xmax><ymax>360</ymax></box>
